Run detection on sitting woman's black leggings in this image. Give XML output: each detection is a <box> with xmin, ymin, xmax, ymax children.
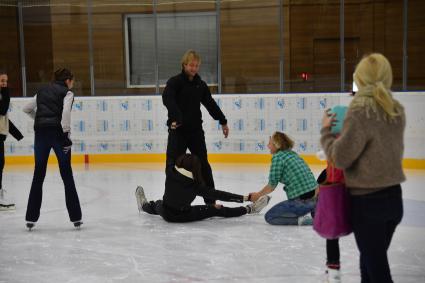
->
<box><xmin>142</xmin><ymin>200</ymin><xmax>247</xmax><ymax>223</ymax></box>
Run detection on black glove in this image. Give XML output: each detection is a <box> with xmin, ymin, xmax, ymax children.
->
<box><xmin>62</xmin><ymin>132</ymin><xmax>72</xmax><ymax>146</ymax></box>
<box><xmin>0</xmin><ymin>86</ymin><xmax>10</xmax><ymax>98</ymax></box>
<box><xmin>61</xmin><ymin>132</ymin><xmax>72</xmax><ymax>153</ymax></box>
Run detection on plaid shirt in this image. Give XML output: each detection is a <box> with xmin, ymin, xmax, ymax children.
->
<box><xmin>268</xmin><ymin>150</ymin><xmax>318</xmax><ymax>199</ymax></box>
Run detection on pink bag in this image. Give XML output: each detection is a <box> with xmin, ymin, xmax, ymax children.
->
<box><xmin>313</xmin><ymin>182</ymin><xmax>352</xmax><ymax>239</ymax></box>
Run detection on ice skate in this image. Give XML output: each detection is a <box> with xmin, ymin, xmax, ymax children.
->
<box><xmin>0</xmin><ymin>189</ymin><xmax>15</xmax><ymax>211</ymax></box>
<box><xmin>73</xmin><ymin>221</ymin><xmax>83</xmax><ymax>229</ymax></box>
<box><xmin>26</xmin><ymin>222</ymin><xmax>35</xmax><ymax>231</ymax></box>
<box><xmin>135</xmin><ymin>186</ymin><xmax>147</xmax><ymax>213</ymax></box>
<box><xmin>298</xmin><ymin>213</ymin><xmax>313</xmax><ymax>225</ymax></box>
<box><xmin>325</xmin><ymin>268</ymin><xmax>341</xmax><ymax>283</ymax></box>
<box><xmin>247</xmin><ymin>195</ymin><xmax>271</xmax><ymax>214</ymax></box>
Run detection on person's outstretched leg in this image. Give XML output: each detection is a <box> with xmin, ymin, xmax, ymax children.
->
<box><xmin>164</xmin><ymin>205</ymin><xmax>245</xmax><ymax>223</ymax></box>
<box><xmin>169</xmin><ymin>196</ymin><xmax>272</xmax><ymax>223</ymax></box>
<box><xmin>191</xmin><ymin>205</ymin><xmax>247</xmax><ymax>221</ymax></box>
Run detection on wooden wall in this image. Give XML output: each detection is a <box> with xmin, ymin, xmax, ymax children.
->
<box><xmin>23</xmin><ymin>4</ymin><xmax>54</xmax><ymax>96</ymax></box>
<box><xmin>0</xmin><ymin>3</ymin><xmax>21</xmax><ymax>96</ymax></box>
<box><xmin>344</xmin><ymin>0</ymin><xmax>404</xmax><ymax>90</ymax></box>
<box><xmin>1</xmin><ymin>0</ymin><xmax>424</xmax><ymax>96</ymax></box>
<box><xmin>49</xmin><ymin>1</ymin><xmax>90</xmax><ymax>96</ymax></box>
<box><xmin>91</xmin><ymin>1</ymin><xmax>154</xmax><ymax>96</ymax></box>
<box><xmin>221</xmin><ymin>0</ymin><xmax>281</xmax><ymax>93</ymax></box>
<box><xmin>407</xmin><ymin>0</ymin><xmax>425</xmax><ymax>90</ymax></box>
<box><xmin>50</xmin><ymin>0</ymin><xmax>216</xmax><ymax>96</ymax></box>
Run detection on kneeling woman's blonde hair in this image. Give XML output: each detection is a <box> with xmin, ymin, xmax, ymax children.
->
<box><xmin>271</xmin><ymin>131</ymin><xmax>294</xmax><ymax>151</ymax></box>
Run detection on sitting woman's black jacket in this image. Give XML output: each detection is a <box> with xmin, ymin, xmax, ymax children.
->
<box><xmin>162</xmin><ymin>165</ymin><xmax>243</xmax><ymax>212</ymax></box>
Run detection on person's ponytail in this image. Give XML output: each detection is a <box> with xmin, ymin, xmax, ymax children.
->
<box><xmin>372</xmin><ymin>81</ymin><xmax>399</xmax><ymax>118</ymax></box>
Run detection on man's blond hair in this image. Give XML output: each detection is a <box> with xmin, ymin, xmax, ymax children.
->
<box><xmin>181</xmin><ymin>50</ymin><xmax>201</xmax><ymax>69</ymax></box>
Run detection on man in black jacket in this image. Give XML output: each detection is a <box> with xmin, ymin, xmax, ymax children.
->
<box><xmin>162</xmin><ymin>50</ymin><xmax>229</xmax><ymax>204</ymax></box>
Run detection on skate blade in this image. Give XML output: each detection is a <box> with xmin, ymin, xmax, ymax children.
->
<box><xmin>135</xmin><ymin>191</ymin><xmax>143</xmax><ymax>213</ymax></box>
<box><xmin>26</xmin><ymin>223</ymin><xmax>35</xmax><ymax>231</ymax></box>
<box><xmin>0</xmin><ymin>205</ymin><xmax>16</xmax><ymax>211</ymax></box>
<box><xmin>73</xmin><ymin>222</ymin><xmax>83</xmax><ymax>229</ymax></box>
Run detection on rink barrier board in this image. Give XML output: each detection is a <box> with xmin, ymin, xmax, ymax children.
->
<box><xmin>5</xmin><ymin>153</ymin><xmax>425</xmax><ymax>169</ymax></box>
<box><xmin>7</xmin><ymin>92</ymin><xmax>425</xmax><ymax>161</ymax></box>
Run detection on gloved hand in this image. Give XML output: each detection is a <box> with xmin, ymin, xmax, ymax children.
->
<box><xmin>61</xmin><ymin>132</ymin><xmax>72</xmax><ymax>154</ymax></box>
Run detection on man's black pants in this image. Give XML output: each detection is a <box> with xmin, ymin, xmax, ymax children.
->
<box><xmin>166</xmin><ymin>128</ymin><xmax>215</xmax><ymax>204</ymax></box>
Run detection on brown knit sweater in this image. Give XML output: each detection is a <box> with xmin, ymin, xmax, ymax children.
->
<box><xmin>320</xmin><ymin>103</ymin><xmax>406</xmax><ymax>195</ymax></box>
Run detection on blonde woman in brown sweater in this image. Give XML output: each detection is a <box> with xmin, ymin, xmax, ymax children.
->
<box><xmin>321</xmin><ymin>53</ymin><xmax>405</xmax><ymax>283</ymax></box>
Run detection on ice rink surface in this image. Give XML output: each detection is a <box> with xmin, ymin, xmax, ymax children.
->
<box><xmin>1</xmin><ymin>162</ymin><xmax>424</xmax><ymax>283</ymax></box>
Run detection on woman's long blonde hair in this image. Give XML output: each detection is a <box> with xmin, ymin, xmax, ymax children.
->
<box><xmin>351</xmin><ymin>53</ymin><xmax>402</xmax><ymax>119</ymax></box>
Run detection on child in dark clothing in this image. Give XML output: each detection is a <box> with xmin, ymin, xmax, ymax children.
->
<box><xmin>317</xmin><ymin>168</ymin><xmax>343</xmax><ymax>283</ymax></box>
<box><xmin>135</xmin><ymin>153</ymin><xmax>271</xmax><ymax>223</ymax></box>
<box><xmin>318</xmin><ymin>104</ymin><xmax>349</xmax><ymax>283</ymax></box>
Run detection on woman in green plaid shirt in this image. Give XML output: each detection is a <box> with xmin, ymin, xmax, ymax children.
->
<box><xmin>249</xmin><ymin>132</ymin><xmax>318</xmax><ymax>225</ymax></box>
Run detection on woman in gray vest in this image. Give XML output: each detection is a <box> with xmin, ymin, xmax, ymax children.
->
<box><xmin>23</xmin><ymin>68</ymin><xmax>82</xmax><ymax>230</ymax></box>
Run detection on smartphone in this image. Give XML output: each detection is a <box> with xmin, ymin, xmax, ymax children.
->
<box><xmin>330</xmin><ymin>105</ymin><xmax>348</xmax><ymax>134</ymax></box>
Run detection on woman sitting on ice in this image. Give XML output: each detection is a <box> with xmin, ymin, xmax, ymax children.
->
<box><xmin>135</xmin><ymin>153</ymin><xmax>271</xmax><ymax>222</ymax></box>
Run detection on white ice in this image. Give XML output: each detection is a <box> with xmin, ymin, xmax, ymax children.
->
<box><xmin>1</xmin><ymin>163</ymin><xmax>425</xmax><ymax>283</ymax></box>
